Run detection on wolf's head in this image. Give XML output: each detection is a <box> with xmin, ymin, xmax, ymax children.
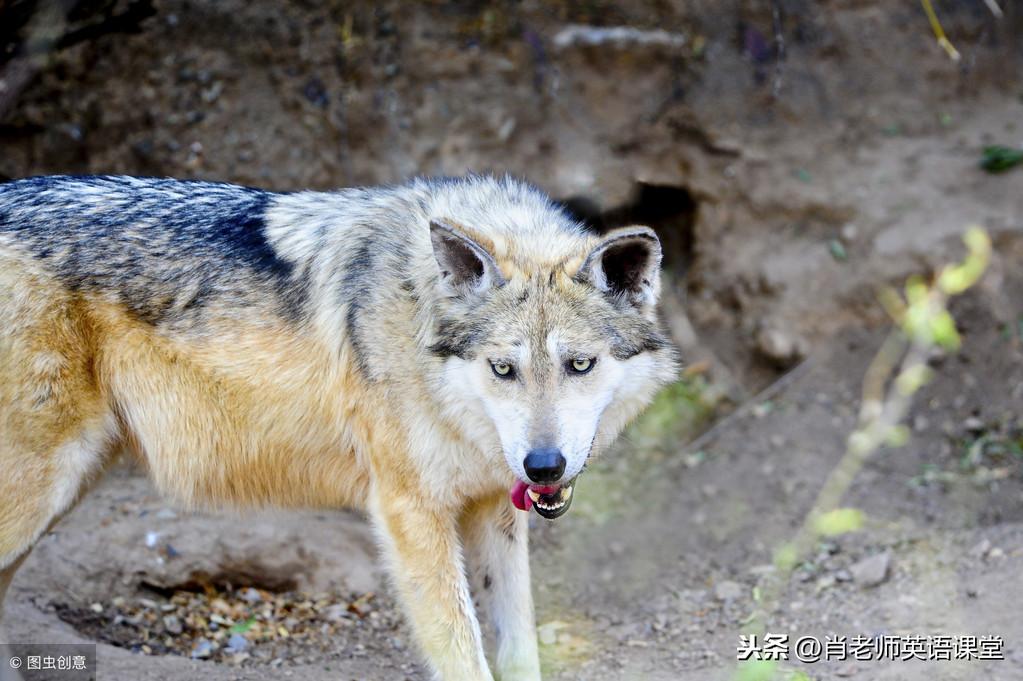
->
<box><xmin>426</xmin><ymin>183</ymin><xmax>678</xmax><ymax>519</ymax></box>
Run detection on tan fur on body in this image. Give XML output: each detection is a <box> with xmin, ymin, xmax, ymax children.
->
<box><xmin>0</xmin><ymin>175</ymin><xmax>676</xmax><ymax>680</ymax></box>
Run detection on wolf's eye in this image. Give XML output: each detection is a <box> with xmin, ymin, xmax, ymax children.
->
<box><xmin>568</xmin><ymin>357</ymin><xmax>595</xmax><ymax>374</ymax></box>
<box><xmin>491</xmin><ymin>362</ymin><xmax>515</xmax><ymax>379</ymax></box>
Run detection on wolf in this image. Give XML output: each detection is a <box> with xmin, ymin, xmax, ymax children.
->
<box><xmin>0</xmin><ymin>174</ymin><xmax>677</xmax><ymax>680</ymax></box>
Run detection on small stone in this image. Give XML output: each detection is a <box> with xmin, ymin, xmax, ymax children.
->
<box><xmin>163</xmin><ymin>614</ymin><xmax>183</xmax><ymax>635</ymax></box>
<box><xmin>815</xmin><ymin>574</ymin><xmax>836</xmax><ymax>591</ymax></box>
<box><xmin>497</xmin><ymin>118</ymin><xmax>517</xmax><ymax>143</ymax></box>
<box><xmin>713</xmin><ymin>580</ymin><xmax>744</xmax><ymax>602</ymax></box>
<box><xmin>963</xmin><ymin>417</ymin><xmax>985</xmax><ymax>433</ymax></box>
<box><xmin>850</xmin><ymin>551</ymin><xmax>891</xmax><ymax>588</ymax></box>
<box><xmin>89</xmin><ymin>602</ymin><xmax>103</xmax><ymax>614</ymax></box>
<box><xmin>191</xmin><ymin>638</ymin><xmax>215</xmax><ymax>659</ymax></box>
<box><xmin>756</xmin><ymin>327</ymin><xmax>809</xmax><ymax>367</ymax></box>
<box><xmin>227</xmin><ymin>633</ymin><xmax>249</xmax><ymax>652</ymax></box>
<box><xmin>241</xmin><ymin>587</ymin><xmax>262</xmax><ymax>603</ymax></box>
<box><xmin>835</xmin><ymin>569</ymin><xmax>853</xmax><ymax>582</ymax></box>
<box><xmin>323</xmin><ymin>604</ymin><xmax>351</xmax><ymax>622</ymax></box>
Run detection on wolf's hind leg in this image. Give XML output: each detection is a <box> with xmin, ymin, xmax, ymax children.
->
<box><xmin>0</xmin><ymin>263</ymin><xmax>116</xmax><ymax>627</ymax></box>
<box><xmin>0</xmin><ymin>414</ymin><xmax>114</xmax><ymax>629</ymax></box>
<box><xmin>462</xmin><ymin>494</ymin><xmax>541</xmax><ymax>681</ymax></box>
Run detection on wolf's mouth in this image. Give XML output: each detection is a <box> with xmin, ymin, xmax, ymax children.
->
<box><xmin>509</xmin><ymin>479</ymin><xmax>575</xmax><ymax>519</ymax></box>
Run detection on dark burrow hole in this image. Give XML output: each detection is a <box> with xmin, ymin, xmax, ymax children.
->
<box><xmin>559</xmin><ymin>183</ymin><xmax>697</xmax><ymax>280</ymax></box>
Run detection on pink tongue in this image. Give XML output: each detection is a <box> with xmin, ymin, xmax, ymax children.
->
<box><xmin>510</xmin><ymin>482</ymin><xmax>562</xmax><ymax>512</ymax></box>
<box><xmin>510</xmin><ymin>481</ymin><xmax>532</xmax><ymax>511</ymax></box>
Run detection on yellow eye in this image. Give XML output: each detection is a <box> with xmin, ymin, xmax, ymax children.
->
<box><xmin>492</xmin><ymin>362</ymin><xmax>513</xmax><ymax>378</ymax></box>
<box><xmin>570</xmin><ymin>357</ymin><xmax>594</xmax><ymax>374</ymax></box>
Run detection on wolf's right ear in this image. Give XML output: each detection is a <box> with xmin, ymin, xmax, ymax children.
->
<box><xmin>429</xmin><ymin>219</ymin><xmax>505</xmax><ymax>297</ymax></box>
<box><xmin>576</xmin><ymin>226</ymin><xmax>662</xmax><ymax>307</ymax></box>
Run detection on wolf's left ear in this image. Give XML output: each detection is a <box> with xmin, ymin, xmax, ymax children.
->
<box><xmin>576</xmin><ymin>226</ymin><xmax>662</xmax><ymax>307</ymax></box>
<box><xmin>430</xmin><ymin>219</ymin><xmax>506</xmax><ymax>297</ymax></box>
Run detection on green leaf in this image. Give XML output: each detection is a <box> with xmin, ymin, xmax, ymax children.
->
<box><xmin>735</xmin><ymin>660</ymin><xmax>778</xmax><ymax>681</ymax></box>
<box><xmin>229</xmin><ymin>617</ymin><xmax>256</xmax><ymax>634</ymax></box>
<box><xmin>815</xmin><ymin>508</ymin><xmax>864</xmax><ymax>537</ymax></box>
<box><xmin>828</xmin><ymin>239</ymin><xmax>847</xmax><ymax>262</ymax></box>
<box><xmin>980</xmin><ymin>145</ymin><xmax>1023</xmax><ymax>173</ymax></box>
<box><xmin>939</xmin><ymin>227</ymin><xmax>991</xmax><ymax>294</ymax></box>
<box><xmin>930</xmin><ymin>310</ymin><xmax>961</xmax><ymax>350</ymax></box>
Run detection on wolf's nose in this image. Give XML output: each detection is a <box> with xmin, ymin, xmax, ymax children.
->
<box><xmin>524</xmin><ymin>448</ymin><xmax>566</xmax><ymax>483</ymax></box>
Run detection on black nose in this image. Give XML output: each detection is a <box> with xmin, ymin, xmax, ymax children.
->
<box><xmin>524</xmin><ymin>448</ymin><xmax>566</xmax><ymax>483</ymax></box>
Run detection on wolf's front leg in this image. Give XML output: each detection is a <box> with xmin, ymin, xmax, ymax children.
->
<box><xmin>462</xmin><ymin>494</ymin><xmax>541</xmax><ymax>681</ymax></box>
<box><xmin>371</xmin><ymin>485</ymin><xmax>493</xmax><ymax>681</ymax></box>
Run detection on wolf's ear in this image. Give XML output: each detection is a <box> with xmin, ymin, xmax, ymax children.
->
<box><xmin>430</xmin><ymin>219</ymin><xmax>505</xmax><ymax>297</ymax></box>
<box><xmin>576</xmin><ymin>226</ymin><xmax>662</xmax><ymax>307</ymax></box>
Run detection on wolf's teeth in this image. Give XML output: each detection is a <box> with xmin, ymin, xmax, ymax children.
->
<box><xmin>527</xmin><ymin>489</ymin><xmax>541</xmax><ymax>503</ymax></box>
<box><xmin>562</xmin><ymin>486</ymin><xmax>573</xmax><ymax>499</ymax></box>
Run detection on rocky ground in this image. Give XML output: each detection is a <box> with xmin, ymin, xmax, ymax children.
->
<box><xmin>2</xmin><ymin>1</ymin><xmax>1022</xmax><ymax>679</ymax></box>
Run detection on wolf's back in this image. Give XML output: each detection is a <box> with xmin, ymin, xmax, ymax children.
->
<box><xmin>0</xmin><ymin>176</ymin><xmax>307</xmax><ymax>326</ymax></box>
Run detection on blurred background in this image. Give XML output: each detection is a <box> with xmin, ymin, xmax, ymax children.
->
<box><xmin>2</xmin><ymin>1</ymin><xmax>1022</xmax><ymax>679</ymax></box>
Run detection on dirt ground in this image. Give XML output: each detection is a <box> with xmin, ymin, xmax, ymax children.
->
<box><xmin>2</xmin><ymin>1</ymin><xmax>1023</xmax><ymax>679</ymax></box>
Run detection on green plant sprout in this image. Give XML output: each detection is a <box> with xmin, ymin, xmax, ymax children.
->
<box><xmin>735</xmin><ymin>227</ymin><xmax>991</xmax><ymax>680</ymax></box>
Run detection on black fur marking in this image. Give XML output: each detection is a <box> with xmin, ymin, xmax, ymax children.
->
<box><xmin>340</xmin><ymin>239</ymin><xmax>375</xmax><ymax>376</ymax></box>
<box><xmin>606</xmin><ymin>322</ymin><xmax>670</xmax><ymax>360</ymax></box>
<box><xmin>0</xmin><ymin>175</ymin><xmax>308</xmax><ymax>326</ymax></box>
<box><xmin>642</xmin><ymin>331</ymin><xmax>671</xmax><ymax>353</ymax></box>
<box><xmin>428</xmin><ymin>316</ymin><xmax>486</xmax><ymax>359</ymax></box>
<box><xmin>483</xmin><ymin>573</ymin><xmax>492</xmax><ymax>590</ymax></box>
